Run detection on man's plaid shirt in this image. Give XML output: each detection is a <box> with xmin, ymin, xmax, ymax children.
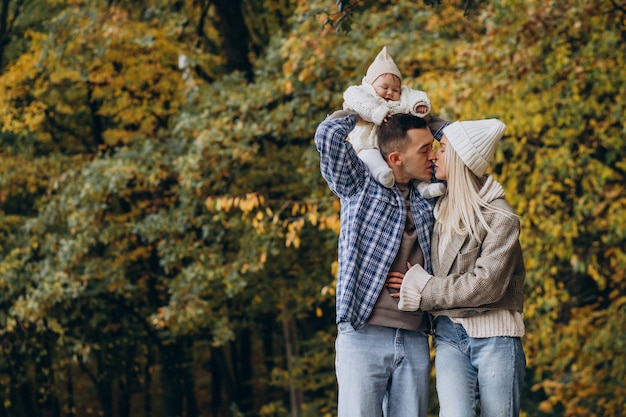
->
<box><xmin>314</xmin><ymin>112</ymin><xmax>435</xmax><ymax>329</ymax></box>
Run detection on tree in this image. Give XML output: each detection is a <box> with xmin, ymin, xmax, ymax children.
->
<box><xmin>1</xmin><ymin>0</ymin><xmax>625</xmax><ymax>416</ymax></box>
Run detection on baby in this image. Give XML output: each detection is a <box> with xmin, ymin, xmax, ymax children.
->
<box><xmin>344</xmin><ymin>46</ymin><xmax>446</xmax><ymax>198</ymax></box>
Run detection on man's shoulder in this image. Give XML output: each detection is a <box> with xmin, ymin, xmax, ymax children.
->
<box><xmin>316</xmin><ymin>111</ymin><xmax>358</xmax><ymax>138</ymax></box>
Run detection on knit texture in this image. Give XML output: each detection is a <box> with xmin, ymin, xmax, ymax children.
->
<box><xmin>447</xmin><ymin>309</ymin><xmax>525</xmax><ymax>338</ymax></box>
<box><xmin>398</xmin><ymin>263</ymin><xmax>433</xmax><ymax>311</ymax></box>
<box><xmin>443</xmin><ymin>119</ymin><xmax>506</xmax><ymax>177</ymax></box>
<box><xmin>363</xmin><ymin>46</ymin><xmax>402</xmax><ymax>85</ymax></box>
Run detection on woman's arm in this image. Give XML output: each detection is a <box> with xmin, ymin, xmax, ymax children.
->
<box><xmin>399</xmin><ymin>209</ymin><xmax>521</xmax><ymax>311</ymax></box>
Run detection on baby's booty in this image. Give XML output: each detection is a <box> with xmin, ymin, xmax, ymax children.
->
<box><xmin>359</xmin><ymin>148</ymin><xmax>395</xmax><ymax>188</ymax></box>
<box><xmin>417</xmin><ymin>181</ymin><xmax>446</xmax><ymax>199</ymax></box>
<box><xmin>375</xmin><ymin>167</ymin><xmax>395</xmax><ymax>188</ymax></box>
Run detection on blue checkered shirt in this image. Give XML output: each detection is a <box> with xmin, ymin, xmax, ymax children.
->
<box><xmin>315</xmin><ymin>112</ymin><xmax>435</xmax><ymax>329</ymax></box>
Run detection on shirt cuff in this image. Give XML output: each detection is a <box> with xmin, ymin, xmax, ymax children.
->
<box><xmin>328</xmin><ymin>110</ymin><xmax>358</xmax><ymax>121</ymax></box>
<box><xmin>398</xmin><ymin>264</ymin><xmax>433</xmax><ymax>311</ymax></box>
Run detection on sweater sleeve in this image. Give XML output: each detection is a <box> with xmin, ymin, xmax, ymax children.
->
<box><xmin>419</xmin><ymin>211</ymin><xmax>521</xmax><ymax>311</ymax></box>
<box><xmin>404</xmin><ymin>86</ymin><xmax>432</xmax><ymax>117</ymax></box>
<box><xmin>343</xmin><ymin>84</ymin><xmax>392</xmax><ymax>125</ymax></box>
<box><xmin>398</xmin><ymin>264</ymin><xmax>434</xmax><ymax>311</ymax></box>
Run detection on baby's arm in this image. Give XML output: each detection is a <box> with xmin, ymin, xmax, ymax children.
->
<box><xmin>343</xmin><ymin>84</ymin><xmax>393</xmax><ymax>125</ymax></box>
<box><xmin>402</xmin><ymin>86</ymin><xmax>432</xmax><ymax>118</ymax></box>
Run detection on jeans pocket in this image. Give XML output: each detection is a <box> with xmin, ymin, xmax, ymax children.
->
<box><xmin>337</xmin><ymin>321</ymin><xmax>355</xmax><ymax>334</ymax></box>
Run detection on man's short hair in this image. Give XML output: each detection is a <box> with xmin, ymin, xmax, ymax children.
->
<box><xmin>378</xmin><ymin>114</ymin><xmax>429</xmax><ymax>161</ymax></box>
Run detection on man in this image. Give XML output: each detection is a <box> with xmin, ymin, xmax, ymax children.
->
<box><xmin>314</xmin><ymin>111</ymin><xmax>437</xmax><ymax>417</ymax></box>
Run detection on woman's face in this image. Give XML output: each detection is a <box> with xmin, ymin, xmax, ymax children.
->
<box><xmin>434</xmin><ymin>136</ymin><xmax>448</xmax><ymax>181</ymax></box>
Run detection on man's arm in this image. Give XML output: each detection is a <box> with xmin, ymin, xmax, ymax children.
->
<box><xmin>314</xmin><ymin>111</ymin><xmax>367</xmax><ymax>198</ymax></box>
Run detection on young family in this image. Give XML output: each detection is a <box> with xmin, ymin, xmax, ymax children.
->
<box><xmin>314</xmin><ymin>47</ymin><xmax>526</xmax><ymax>417</ymax></box>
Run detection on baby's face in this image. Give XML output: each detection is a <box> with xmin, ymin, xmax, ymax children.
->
<box><xmin>372</xmin><ymin>74</ymin><xmax>401</xmax><ymax>101</ymax></box>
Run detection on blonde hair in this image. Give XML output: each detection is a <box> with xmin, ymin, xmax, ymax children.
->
<box><xmin>437</xmin><ymin>143</ymin><xmax>515</xmax><ymax>241</ymax></box>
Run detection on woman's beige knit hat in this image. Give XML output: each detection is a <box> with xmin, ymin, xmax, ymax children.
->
<box><xmin>442</xmin><ymin>119</ymin><xmax>506</xmax><ymax>177</ymax></box>
<box><xmin>363</xmin><ymin>46</ymin><xmax>402</xmax><ymax>85</ymax></box>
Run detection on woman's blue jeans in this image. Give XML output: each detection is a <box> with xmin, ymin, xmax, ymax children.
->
<box><xmin>434</xmin><ymin>316</ymin><xmax>525</xmax><ymax>417</ymax></box>
<box><xmin>335</xmin><ymin>322</ymin><xmax>431</xmax><ymax>417</ymax></box>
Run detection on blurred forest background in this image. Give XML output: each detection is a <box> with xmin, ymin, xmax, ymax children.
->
<box><xmin>0</xmin><ymin>0</ymin><xmax>624</xmax><ymax>416</ymax></box>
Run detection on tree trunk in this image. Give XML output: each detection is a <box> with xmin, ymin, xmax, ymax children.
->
<box><xmin>66</xmin><ymin>363</ymin><xmax>75</xmax><ymax>417</ymax></box>
<box><xmin>282</xmin><ymin>313</ymin><xmax>302</xmax><ymax>417</ymax></box>
<box><xmin>12</xmin><ymin>380</ymin><xmax>39</xmax><ymax>417</ymax></box>
<box><xmin>236</xmin><ymin>329</ymin><xmax>254</xmax><ymax>412</ymax></box>
<box><xmin>212</xmin><ymin>0</ymin><xmax>254</xmax><ymax>81</ymax></box>
<box><xmin>211</xmin><ymin>346</ymin><xmax>238</xmax><ymax>417</ymax></box>
<box><xmin>86</xmin><ymin>81</ymin><xmax>105</xmax><ymax>149</ymax></box>
<box><xmin>118</xmin><ymin>345</ymin><xmax>136</xmax><ymax>417</ymax></box>
<box><xmin>182</xmin><ymin>352</ymin><xmax>200</xmax><ymax>417</ymax></box>
<box><xmin>144</xmin><ymin>347</ymin><xmax>154</xmax><ymax>417</ymax></box>
<box><xmin>79</xmin><ymin>350</ymin><xmax>113</xmax><ymax>417</ymax></box>
<box><xmin>0</xmin><ymin>0</ymin><xmax>12</xmax><ymax>70</ymax></box>
<box><xmin>39</xmin><ymin>337</ymin><xmax>60</xmax><ymax>417</ymax></box>
<box><xmin>160</xmin><ymin>343</ymin><xmax>184</xmax><ymax>417</ymax></box>
<box><xmin>210</xmin><ymin>352</ymin><xmax>221</xmax><ymax>417</ymax></box>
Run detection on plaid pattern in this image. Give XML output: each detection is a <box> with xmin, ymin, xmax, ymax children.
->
<box><xmin>315</xmin><ymin>113</ymin><xmax>434</xmax><ymax>329</ymax></box>
<box><xmin>433</xmin><ymin>123</ymin><xmax>450</xmax><ymax>142</ymax></box>
<box><xmin>432</xmin><ymin>121</ymin><xmax>451</xmax><ymax>141</ymax></box>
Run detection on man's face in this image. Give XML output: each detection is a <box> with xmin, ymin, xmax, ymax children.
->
<box><xmin>394</xmin><ymin>128</ymin><xmax>436</xmax><ymax>183</ymax></box>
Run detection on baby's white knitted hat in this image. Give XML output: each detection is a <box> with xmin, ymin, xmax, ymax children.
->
<box><xmin>442</xmin><ymin>119</ymin><xmax>506</xmax><ymax>177</ymax></box>
<box><xmin>363</xmin><ymin>46</ymin><xmax>402</xmax><ymax>85</ymax></box>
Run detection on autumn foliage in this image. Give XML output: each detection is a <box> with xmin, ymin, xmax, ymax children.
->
<box><xmin>0</xmin><ymin>0</ymin><xmax>625</xmax><ymax>416</ymax></box>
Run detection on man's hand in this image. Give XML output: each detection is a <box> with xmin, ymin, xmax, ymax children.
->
<box><xmin>385</xmin><ymin>271</ymin><xmax>404</xmax><ymax>297</ymax></box>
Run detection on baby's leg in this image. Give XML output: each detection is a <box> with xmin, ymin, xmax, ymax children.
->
<box><xmin>416</xmin><ymin>181</ymin><xmax>446</xmax><ymax>199</ymax></box>
<box><xmin>359</xmin><ymin>148</ymin><xmax>394</xmax><ymax>188</ymax></box>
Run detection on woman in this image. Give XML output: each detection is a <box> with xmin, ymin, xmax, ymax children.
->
<box><xmin>393</xmin><ymin>119</ymin><xmax>526</xmax><ymax>417</ymax></box>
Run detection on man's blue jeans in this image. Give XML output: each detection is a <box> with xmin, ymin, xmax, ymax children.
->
<box><xmin>335</xmin><ymin>322</ymin><xmax>431</xmax><ymax>417</ymax></box>
<box><xmin>434</xmin><ymin>316</ymin><xmax>525</xmax><ymax>417</ymax></box>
